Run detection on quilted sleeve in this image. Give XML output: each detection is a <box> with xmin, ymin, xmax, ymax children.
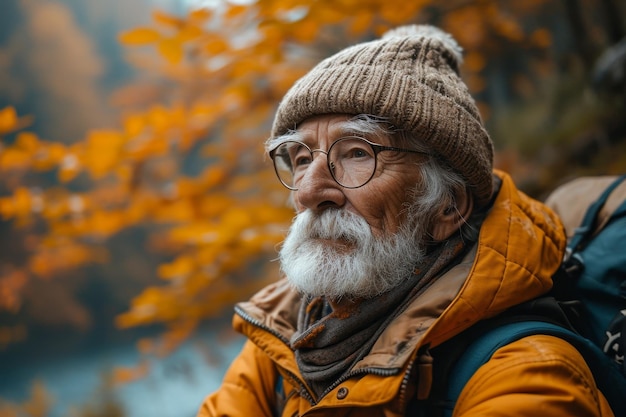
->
<box><xmin>196</xmin><ymin>339</ymin><xmax>279</xmax><ymax>417</ymax></box>
<box><xmin>453</xmin><ymin>334</ymin><xmax>614</xmax><ymax>417</ymax></box>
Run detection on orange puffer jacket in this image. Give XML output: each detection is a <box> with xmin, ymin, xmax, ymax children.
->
<box><xmin>197</xmin><ymin>170</ymin><xmax>614</xmax><ymax>417</ymax></box>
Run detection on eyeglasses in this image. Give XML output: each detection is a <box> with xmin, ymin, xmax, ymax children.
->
<box><xmin>269</xmin><ymin>136</ymin><xmax>431</xmax><ymax>190</ymax></box>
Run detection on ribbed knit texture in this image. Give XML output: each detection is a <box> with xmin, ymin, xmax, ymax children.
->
<box><xmin>271</xmin><ymin>25</ymin><xmax>495</xmax><ymax>206</ymax></box>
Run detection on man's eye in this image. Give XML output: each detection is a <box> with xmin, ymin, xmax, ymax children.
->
<box><xmin>342</xmin><ymin>146</ymin><xmax>371</xmax><ymax>159</ymax></box>
<box><xmin>293</xmin><ymin>152</ymin><xmax>311</xmax><ymax>167</ymax></box>
<box><xmin>350</xmin><ymin>148</ymin><xmax>368</xmax><ymax>158</ymax></box>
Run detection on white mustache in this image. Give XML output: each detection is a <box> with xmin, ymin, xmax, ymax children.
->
<box><xmin>292</xmin><ymin>209</ymin><xmax>371</xmax><ymax>244</ymax></box>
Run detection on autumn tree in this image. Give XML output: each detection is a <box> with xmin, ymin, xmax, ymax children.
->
<box><xmin>1</xmin><ymin>0</ymin><xmax>624</xmax><ymax>357</ymax></box>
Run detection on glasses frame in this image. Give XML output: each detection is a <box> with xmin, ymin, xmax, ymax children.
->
<box><xmin>268</xmin><ymin>136</ymin><xmax>431</xmax><ymax>190</ymax></box>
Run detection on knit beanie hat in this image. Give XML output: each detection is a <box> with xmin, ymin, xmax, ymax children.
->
<box><xmin>270</xmin><ymin>24</ymin><xmax>494</xmax><ymax>207</ymax></box>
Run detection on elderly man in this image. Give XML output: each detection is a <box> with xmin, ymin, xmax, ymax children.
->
<box><xmin>197</xmin><ymin>25</ymin><xmax>613</xmax><ymax>416</ymax></box>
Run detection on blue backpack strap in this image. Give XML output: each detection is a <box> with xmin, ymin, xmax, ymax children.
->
<box><xmin>443</xmin><ymin>321</ymin><xmax>626</xmax><ymax>417</ymax></box>
<box><xmin>568</xmin><ymin>174</ymin><xmax>626</xmax><ymax>252</ymax></box>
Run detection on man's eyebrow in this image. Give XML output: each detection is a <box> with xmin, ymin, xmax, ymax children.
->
<box><xmin>334</xmin><ymin>120</ymin><xmax>389</xmax><ymax>140</ymax></box>
<box><xmin>266</xmin><ymin>130</ymin><xmax>307</xmax><ymax>150</ymax></box>
<box><xmin>333</xmin><ymin>126</ymin><xmax>361</xmax><ymax>137</ymax></box>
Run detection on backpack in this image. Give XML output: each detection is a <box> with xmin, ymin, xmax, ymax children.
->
<box><xmin>423</xmin><ymin>174</ymin><xmax>626</xmax><ymax>416</ymax></box>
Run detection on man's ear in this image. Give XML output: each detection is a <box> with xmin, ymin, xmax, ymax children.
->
<box><xmin>431</xmin><ymin>188</ymin><xmax>474</xmax><ymax>241</ymax></box>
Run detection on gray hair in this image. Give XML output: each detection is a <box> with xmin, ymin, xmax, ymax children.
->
<box><xmin>345</xmin><ymin>115</ymin><xmax>481</xmax><ymax>243</ymax></box>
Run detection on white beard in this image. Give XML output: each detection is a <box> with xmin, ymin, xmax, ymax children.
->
<box><xmin>279</xmin><ymin>209</ymin><xmax>427</xmax><ymax>300</ymax></box>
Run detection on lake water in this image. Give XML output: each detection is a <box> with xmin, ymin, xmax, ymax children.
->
<box><xmin>0</xmin><ymin>328</ymin><xmax>245</xmax><ymax>417</ymax></box>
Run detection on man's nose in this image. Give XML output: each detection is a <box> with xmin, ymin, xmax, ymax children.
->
<box><xmin>295</xmin><ymin>153</ymin><xmax>346</xmax><ymax>212</ymax></box>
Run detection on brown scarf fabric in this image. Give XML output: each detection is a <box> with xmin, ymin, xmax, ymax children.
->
<box><xmin>290</xmin><ymin>235</ymin><xmax>469</xmax><ymax>399</ymax></box>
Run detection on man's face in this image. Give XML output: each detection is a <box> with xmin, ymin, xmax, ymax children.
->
<box><xmin>278</xmin><ymin>114</ymin><xmax>431</xmax><ymax>300</ymax></box>
<box><xmin>291</xmin><ymin>114</ymin><xmax>424</xmax><ymax>238</ymax></box>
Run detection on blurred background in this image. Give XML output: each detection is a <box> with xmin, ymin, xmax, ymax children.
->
<box><xmin>0</xmin><ymin>0</ymin><xmax>624</xmax><ymax>416</ymax></box>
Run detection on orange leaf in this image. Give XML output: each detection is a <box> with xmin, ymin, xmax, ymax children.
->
<box><xmin>349</xmin><ymin>12</ymin><xmax>374</xmax><ymax>37</ymax></box>
<box><xmin>178</xmin><ymin>25</ymin><xmax>204</xmax><ymax>43</ymax></box>
<box><xmin>12</xmin><ymin>188</ymin><xmax>33</xmax><ymax>218</ymax></box>
<box><xmin>147</xmin><ymin>105</ymin><xmax>172</xmax><ymax>132</ymax></box>
<box><xmin>123</xmin><ymin>113</ymin><xmax>146</xmax><ymax>137</ymax></box>
<box><xmin>153</xmin><ymin>10</ymin><xmax>185</xmax><ymax>28</ymax></box>
<box><xmin>0</xmin><ymin>106</ymin><xmax>18</xmax><ymax>133</ymax></box>
<box><xmin>0</xmin><ymin>148</ymin><xmax>31</xmax><ymax>171</ymax></box>
<box><xmin>157</xmin><ymin>255</ymin><xmax>195</xmax><ymax>280</ymax></box>
<box><xmin>225</xmin><ymin>4</ymin><xmax>248</xmax><ymax>19</ymax></box>
<box><xmin>84</xmin><ymin>130</ymin><xmax>125</xmax><ymax>179</ymax></box>
<box><xmin>204</xmin><ymin>36</ymin><xmax>229</xmax><ymax>55</ymax></box>
<box><xmin>155</xmin><ymin>200</ymin><xmax>195</xmax><ymax>222</ymax></box>
<box><xmin>291</xmin><ymin>19</ymin><xmax>319</xmax><ymax>43</ymax></box>
<box><xmin>15</xmin><ymin>131</ymin><xmax>40</xmax><ymax>152</ymax></box>
<box><xmin>119</xmin><ymin>27</ymin><xmax>161</xmax><ymax>45</ymax></box>
<box><xmin>112</xmin><ymin>362</ymin><xmax>149</xmax><ymax>385</ymax></box>
<box><xmin>158</xmin><ymin>38</ymin><xmax>184</xmax><ymax>64</ymax></box>
<box><xmin>189</xmin><ymin>8</ymin><xmax>213</xmax><ymax>22</ymax></box>
<box><xmin>202</xmin><ymin>166</ymin><xmax>227</xmax><ymax>189</ymax></box>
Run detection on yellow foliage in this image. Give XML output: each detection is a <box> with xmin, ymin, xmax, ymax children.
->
<box><xmin>152</xmin><ymin>10</ymin><xmax>186</xmax><ymax>28</ymax></box>
<box><xmin>189</xmin><ymin>8</ymin><xmax>213</xmax><ymax>23</ymax></box>
<box><xmin>224</xmin><ymin>4</ymin><xmax>249</xmax><ymax>19</ymax></box>
<box><xmin>0</xmin><ymin>266</ymin><xmax>28</xmax><ymax>312</ymax></box>
<box><xmin>202</xmin><ymin>166</ymin><xmax>227</xmax><ymax>189</ymax></box>
<box><xmin>444</xmin><ymin>8</ymin><xmax>486</xmax><ymax>49</ymax></box>
<box><xmin>177</xmin><ymin>24</ymin><xmax>204</xmax><ymax>43</ymax></box>
<box><xmin>379</xmin><ymin>1</ymin><xmax>419</xmax><ymax>25</ymax></box>
<box><xmin>0</xmin><ymin>0</ymin><xmax>574</xmax><ymax>355</ymax></box>
<box><xmin>119</xmin><ymin>27</ymin><xmax>161</xmax><ymax>45</ymax></box>
<box><xmin>85</xmin><ymin>210</ymin><xmax>128</xmax><ymax>238</ymax></box>
<box><xmin>0</xmin><ymin>381</ymin><xmax>54</xmax><ymax>417</ymax></box>
<box><xmin>0</xmin><ymin>106</ymin><xmax>33</xmax><ymax>136</ymax></box>
<box><xmin>29</xmin><ymin>239</ymin><xmax>105</xmax><ymax>278</ymax></box>
<box><xmin>0</xmin><ymin>147</ymin><xmax>32</xmax><ymax>172</ymax></box>
<box><xmin>0</xmin><ymin>187</ymin><xmax>33</xmax><ymax>220</ymax></box>
<box><xmin>58</xmin><ymin>151</ymin><xmax>82</xmax><ymax>183</ymax></box>
<box><xmin>158</xmin><ymin>37</ymin><xmax>184</xmax><ymax>64</ymax></box>
<box><xmin>0</xmin><ymin>131</ymin><xmax>69</xmax><ymax>173</ymax></box>
<box><xmin>204</xmin><ymin>35</ymin><xmax>230</xmax><ymax>55</ymax></box>
<box><xmin>15</xmin><ymin>131</ymin><xmax>39</xmax><ymax>151</ymax></box>
<box><xmin>112</xmin><ymin>361</ymin><xmax>150</xmax><ymax>385</ymax></box>
<box><xmin>168</xmin><ymin>223</ymin><xmax>218</xmax><ymax>245</ymax></box>
<box><xmin>349</xmin><ymin>11</ymin><xmax>374</xmax><ymax>37</ymax></box>
<box><xmin>312</xmin><ymin>6</ymin><xmax>346</xmax><ymax>24</ymax></box>
<box><xmin>84</xmin><ymin>130</ymin><xmax>126</xmax><ymax>179</ymax></box>
<box><xmin>123</xmin><ymin>113</ymin><xmax>146</xmax><ymax>137</ymax></box>
<box><xmin>291</xmin><ymin>19</ymin><xmax>321</xmax><ymax>43</ymax></box>
<box><xmin>33</xmin><ymin>142</ymin><xmax>66</xmax><ymax>171</ymax></box>
<box><xmin>158</xmin><ymin>255</ymin><xmax>195</xmax><ymax>280</ymax></box>
<box><xmin>0</xmin><ymin>106</ymin><xmax>19</xmax><ymax>132</ymax></box>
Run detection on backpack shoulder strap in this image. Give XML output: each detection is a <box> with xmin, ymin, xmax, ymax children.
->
<box><xmin>441</xmin><ymin>320</ymin><xmax>626</xmax><ymax>417</ymax></box>
<box><xmin>568</xmin><ymin>174</ymin><xmax>626</xmax><ymax>253</ymax></box>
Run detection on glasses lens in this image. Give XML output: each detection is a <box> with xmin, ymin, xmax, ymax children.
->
<box><xmin>271</xmin><ymin>138</ymin><xmax>377</xmax><ymax>190</ymax></box>
<box><xmin>329</xmin><ymin>137</ymin><xmax>376</xmax><ymax>188</ymax></box>
<box><xmin>272</xmin><ymin>141</ymin><xmax>311</xmax><ymax>190</ymax></box>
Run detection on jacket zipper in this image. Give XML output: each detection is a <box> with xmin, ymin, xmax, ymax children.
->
<box><xmin>396</xmin><ymin>359</ymin><xmax>415</xmax><ymax>408</ymax></box>
<box><xmin>235</xmin><ymin>305</ymin><xmax>317</xmax><ymax>404</ymax></box>
<box><xmin>235</xmin><ymin>305</ymin><xmax>407</xmax><ymax>406</ymax></box>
